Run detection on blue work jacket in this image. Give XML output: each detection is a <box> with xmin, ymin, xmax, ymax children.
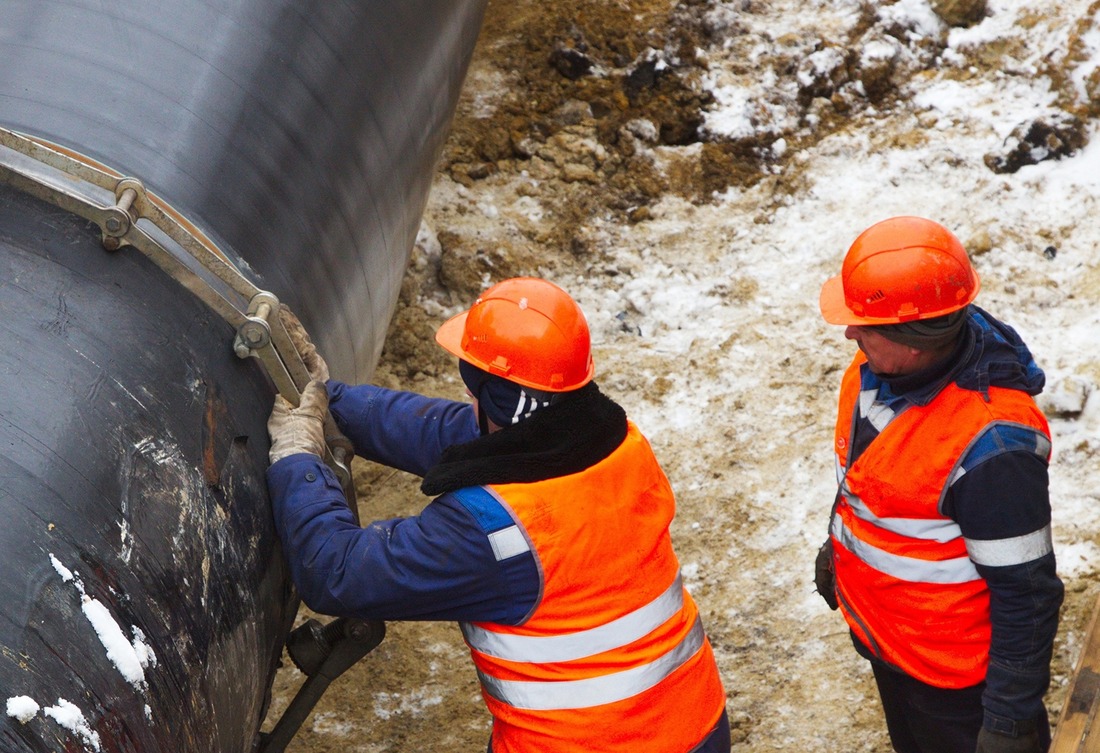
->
<box><xmin>266</xmin><ymin>383</ymin><xmax>539</xmax><ymax>624</ymax></box>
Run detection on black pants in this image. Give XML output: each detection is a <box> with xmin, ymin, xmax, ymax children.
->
<box><xmin>869</xmin><ymin>659</ymin><xmax>1050</xmax><ymax>753</ymax></box>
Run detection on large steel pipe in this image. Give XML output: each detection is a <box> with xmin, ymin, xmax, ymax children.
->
<box><xmin>0</xmin><ymin>1</ymin><xmax>486</xmax><ymax>750</ymax></box>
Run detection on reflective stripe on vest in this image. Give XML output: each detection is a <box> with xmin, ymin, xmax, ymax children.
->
<box><xmin>451</xmin><ymin>486</ymin><xmax>533</xmax><ymax>562</ymax></box>
<box><xmin>831</xmin><ymin>514</ymin><xmax>980</xmax><ymax>584</ymax></box>
<box><xmin>463</xmin><ymin>424</ymin><xmax>726</xmax><ymax>751</ymax></box>
<box><xmin>476</xmin><ymin>616</ymin><xmax>707</xmax><ymax>711</ymax></box>
<box><xmin>831</xmin><ymin>351</ymin><xmax>1052</xmax><ymax>688</ymax></box>
<box><xmin>462</xmin><ymin>574</ymin><xmax>685</xmax><ymax>663</ymax></box>
<box><xmin>840</xmin><ymin>485</ymin><xmax>962</xmax><ymax>543</ymax></box>
<box><xmin>487</xmin><ymin>526</ymin><xmax>530</xmax><ymax>561</ymax></box>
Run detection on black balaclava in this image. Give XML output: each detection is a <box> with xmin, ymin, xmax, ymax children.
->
<box><xmin>459</xmin><ymin>359</ymin><xmax>556</xmax><ymax>435</ymax></box>
<box><xmin>868</xmin><ymin>306</ymin><xmax>970</xmax><ymax>351</ymax></box>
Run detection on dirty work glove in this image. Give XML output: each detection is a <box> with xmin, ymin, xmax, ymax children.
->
<box><xmin>975</xmin><ymin>726</ymin><xmax>1042</xmax><ymax>753</ymax></box>
<box><xmin>267</xmin><ymin>380</ymin><xmax>328</xmax><ymax>463</ymax></box>
<box><xmin>279</xmin><ymin>305</ymin><xmax>330</xmax><ymax>383</ymax></box>
<box><xmin>814</xmin><ymin>538</ymin><xmax>839</xmax><ymax>610</ymax></box>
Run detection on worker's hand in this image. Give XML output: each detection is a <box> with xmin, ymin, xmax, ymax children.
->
<box><xmin>814</xmin><ymin>538</ymin><xmax>838</xmax><ymax>610</ymax></box>
<box><xmin>279</xmin><ymin>305</ymin><xmax>330</xmax><ymax>383</ymax></box>
<box><xmin>975</xmin><ymin>726</ymin><xmax>1042</xmax><ymax>753</ymax></box>
<box><xmin>268</xmin><ymin>380</ymin><xmax>328</xmax><ymax>463</ymax></box>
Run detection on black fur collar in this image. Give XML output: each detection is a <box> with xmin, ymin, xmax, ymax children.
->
<box><xmin>420</xmin><ymin>382</ymin><xmax>628</xmax><ymax>496</ymax></box>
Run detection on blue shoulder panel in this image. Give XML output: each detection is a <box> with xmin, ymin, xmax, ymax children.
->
<box><xmin>449</xmin><ymin>486</ymin><xmax>532</xmax><ymax>564</ymax></box>
<box><xmin>450</xmin><ymin>486</ymin><xmax>514</xmax><ymax>533</ymax></box>
<box><xmin>958</xmin><ymin>421</ymin><xmax>1051</xmax><ymax>477</ymax></box>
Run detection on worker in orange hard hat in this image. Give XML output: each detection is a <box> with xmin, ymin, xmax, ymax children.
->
<box><xmin>265</xmin><ymin>277</ymin><xmax>730</xmax><ymax>752</ymax></box>
<box><xmin>814</xmin><ymin>217</ymin><xmax>1063</xmax><ymax>753</ymax></box>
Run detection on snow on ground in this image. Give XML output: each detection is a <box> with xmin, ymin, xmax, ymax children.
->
<box><xmin>428</xmin><ymin>0</ymin><xmax>1100</xmax><ymax>745</ymax></box>
<box><xmin>274</xmin><ymin>1</ymin><xmax>1100</xmax><ymax>750</ymax></box>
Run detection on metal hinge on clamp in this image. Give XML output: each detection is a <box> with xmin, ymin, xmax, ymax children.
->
<box><xmin>0</xmin><ymin>125</ymin><xmax>381</xmax><ymax>750</ymax></box>
<box><xmin>0</xmin><ymin>125</ymin><xmax>355</xmax><ymax>497</ymax></box>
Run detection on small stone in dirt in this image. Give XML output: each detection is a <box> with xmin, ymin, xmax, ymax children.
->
<box><xmin>965</xmin><ymin>228</ymin><xmax>993</xmax><ymax>257</ymax></box>
<box><xmin>983</xmin><ymin>112</ymin><xmax>1087</xmax><ymax>174</ymax></box>
<box><xmin>930</xmin><ymin>0</ymin><xmax>987</xmax><ymax>27</ymax></box>
<box><xmin>1038</xmin><ymin>375</ymin><xmax>1091</xmax><ymax>418</ymax></box>
<box><xmin>796</xmin><ymin>45</ymin><xmax>851</xmax><ymax>106</ymax></box>
<box><xmin>466</xmin><ymin>162</ymin><xmax>496</xmax><ymax>180</ymax></box>
<box><xmin>552</xmin><ymin>99</ymin><xmax>594</xmax><ymax>127</ymax></box>
<box><xmin>616</xmin><ymin>311</ymin><xmax>642</xmax><ymax>336</ymax></box>
<box><xmin>549</xmin><ymin>44</ymin><xmax>594</xmax><ymax>80</ymax></box>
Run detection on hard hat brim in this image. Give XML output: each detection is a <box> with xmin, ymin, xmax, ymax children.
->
<box><xmin>820</xmin><ymin>275</ymin><xmax>865</xmax><ymax>325</ymax></box>
<box><xmin>819</xmin><ymin>274</ymin><xmax>907</xmax><ymax>326</ymax></box>
<box><xmin>820</xmin><ymin>272</ymin><xmax>980</xmax><ymax>326</ymax></box>
<box><xmin>434</xmin><ymin>309</ymin><xmax>469</xmax><ymax>359</ymax></box>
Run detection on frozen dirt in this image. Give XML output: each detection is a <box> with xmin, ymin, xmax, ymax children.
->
<box><xmin>263</xmin><ymin>0</ymin><xmax>1100</xmax><ymax>750</ymax></box>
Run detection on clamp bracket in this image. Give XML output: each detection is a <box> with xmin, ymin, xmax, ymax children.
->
<box><xmin>0</xmin><ymin>125</ymin><xmax>353</xmax><ymax>489</ymax></box>
<box><xmin>0</xmin><ymin>125</ymin><xmax>374</xmax><ymax>740</ymax></box>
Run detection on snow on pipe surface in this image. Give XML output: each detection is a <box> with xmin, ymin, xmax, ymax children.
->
<box><xmin>0</xmin><ymin>0</ymin><xmax>487</xmax><ymax>750</ymax></box>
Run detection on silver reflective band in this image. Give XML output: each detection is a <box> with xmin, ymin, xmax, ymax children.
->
<box><xmin>832</xmin><ymin>516</ymin><xmax>980</xmax><ymax>584</ymax></box>
<box><xmin>462</xmin><ymin>574</ymin><xmax>685</xmax><ymax>663</ymax></box>
<box><xmin>950</xmin><ymin>465</ymin><xmax>968</xmax><ymax>485</ymax></box>
<box><xmin>488</xmin><ymin>525</ymin><xmax>530</xmax><ymax>561</ymax></box>
<box><xmin>478</xmin><ymin>616</ymin><xmax>706</xmax><ymax>711</ymax></box>
<box><xmin>842</xmin><ymin>491</ymin><xmax>963</xmax><ymax>543</ymax></box>
<box><xmin>966</xmin><ymin>526</ymin><xmax>1053</xmax><ymax>567</ymax></box>
<box><xmin>1037</xmin><ymin>434</ymin><xmax>1052</xmax><ymax>457</ymax></box>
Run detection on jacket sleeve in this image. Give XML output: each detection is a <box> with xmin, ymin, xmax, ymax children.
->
<box><xmin>326</xmin><ymin>380</ymin><xmax>479</xmax><ymax>476</ymax></box>
<box><xmin>266</xmin><ymin>454</ymin><xmax>539</xmax><ymax>623</ymax></box>
<box><xmin>944</xmin><ymin>424</ymin><xmax>1064</xmax><ymax>735</ymax></box>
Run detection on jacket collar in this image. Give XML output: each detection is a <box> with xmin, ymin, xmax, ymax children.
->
<box><xmin>868</xmin><ymin>305</ymin><xmax>1046</xmax><ymax>407</ymax></box>
<box><xmin>421</xmin><ymin>382</ymin><xmax>628</xmax><ymax>496</ymax></box>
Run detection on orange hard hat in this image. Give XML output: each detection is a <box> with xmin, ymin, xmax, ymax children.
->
<box><xmin>435</xmin><ymin>277</ymin><xmax>595</xmax><ymax>392</ymax></box>
<box><xmin>819</xmin><ymin>216</ymin><xmax>980</xmax><ymax>325</ymax></box>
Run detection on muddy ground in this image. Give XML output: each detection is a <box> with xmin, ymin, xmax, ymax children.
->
<box><xmin>262</xmin><ymin>0</ymin><xmax>1100</xmax><ymax>750</ymax></box>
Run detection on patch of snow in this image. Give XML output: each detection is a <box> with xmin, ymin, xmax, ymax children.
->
<box><xmin>43</xmin><ymin>699</ymin><xmax>102</xmax><ymax>752</ymax></box>
<box><xmin>6</xmin><ymin>696</ymin><xmax>39</xmax><ymax>723</ymax></box>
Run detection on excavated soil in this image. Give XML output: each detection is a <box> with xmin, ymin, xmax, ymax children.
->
<box><xmin>262</xmin><ymin>0</ymin><xmax>1100</xmax><ymax>750</ymax></box>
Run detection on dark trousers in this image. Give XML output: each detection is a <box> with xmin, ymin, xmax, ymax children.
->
<box><xmin>691</xmin><ymin>707</ymin><xmax>731</xmax><ymax>753</ymax></box>
<box><xmin>486</xmin><ymin>707</ymin><xmax>731</xmax><ymax>752</ymax></box>
<box><xmin>868</xmin><ymin>659</ymin><xmax>1050</xmax><ymax>753</ymax></box>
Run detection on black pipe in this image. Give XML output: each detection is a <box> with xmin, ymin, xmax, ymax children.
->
<box><xmin>0</xmin><ymin>1</ymin><xmax>486</xmax><ymax>750</ymax></box>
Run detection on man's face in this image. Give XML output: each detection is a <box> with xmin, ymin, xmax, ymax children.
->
<box><xmin>844</xmin><ymin>325</ymin><xmax>924</xmax><ymax>378</ymax></box>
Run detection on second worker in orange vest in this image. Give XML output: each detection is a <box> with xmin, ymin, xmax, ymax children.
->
<box><xmin>266</xmin><ymin>277</ymin><xmax>729</xmax><ymax>752</ymax></box>
<box><xmin>815</xmin><ymin>217</ymin><xmax>1063</xmax><ymax>753</ymax></box>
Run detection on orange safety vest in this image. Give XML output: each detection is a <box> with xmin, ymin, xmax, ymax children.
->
<box><xmin>461</xmin><ymin>422</ymin><xmax>725</xmax><ymax>753</ymax></box>
<box><xmin>831</xmin><ymin>353</ymin><xmax>1050</xmax><ymax>688</ymax></box>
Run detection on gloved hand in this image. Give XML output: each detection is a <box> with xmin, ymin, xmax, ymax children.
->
<box><xmin>279</xmin><ymin>305</ymin><xmax>330</xmax><ymax>383</ymax></box>
<box><xmin>815</xmin><ymin>538</ymin><xmax>838</xmax><ymax>610</ymax></box>
<box><xmin>975</xmin><ymin>726</ymin><xmax>1042</xmax><ymax>753</ymax></box>
<box><xmin>268</xmin><ymin>380</ymin><xmax>328</xmax><ymax>463</ymax></box>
